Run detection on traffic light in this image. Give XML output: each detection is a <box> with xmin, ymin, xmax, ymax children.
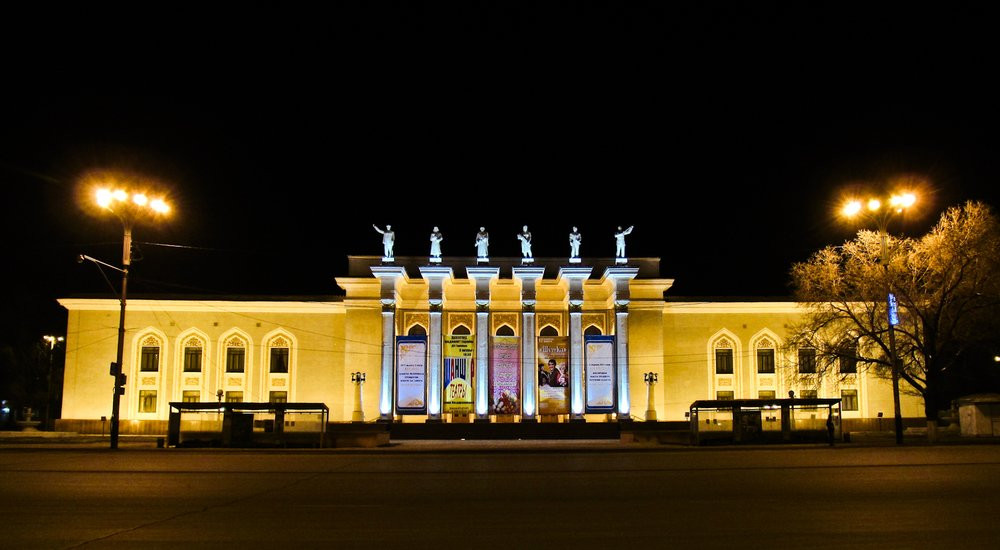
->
<box><xmin>111</xmin><ymin>363</ymin><xmax>127</xmax><ymax>395</ymax></box>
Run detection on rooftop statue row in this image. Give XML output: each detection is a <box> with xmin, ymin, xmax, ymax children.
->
<box><xmin>371</xmin><ymin>224</ymin><xmax>634</xmax><ymax>264</ymax></box>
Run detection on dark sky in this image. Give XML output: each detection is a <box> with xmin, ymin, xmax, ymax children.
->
<box><xmin>3</xmin><ymin>3</ymin><xmax>1000</xmax><ymax>338</ymax></box>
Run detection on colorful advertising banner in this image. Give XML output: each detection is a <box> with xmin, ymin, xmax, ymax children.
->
<box><xmin>444</xmin><ymin>335</ymin><xmax>475</xmax><ymax>414</ymax></box>
<box><xmin>585</xmin><ymin>335</ymin><xmax>616</xmax><ymax>413</ymax></box>
<box><xmin>490</xmin><ymin>336</ymin><xmax>521</xmax><ymax>415</ymax></box>
<box><xmin>395</xmin><ymin>336</ymin><xmax>427</xmax><ymax>414</ymax></box>
<box><xmin>537</xmin><ymin>336</ymin><xmax>570</xmax><ymax>415</ymax></box>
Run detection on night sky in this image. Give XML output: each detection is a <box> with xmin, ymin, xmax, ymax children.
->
<box><xmin>3</xmin><ymin>4</ymin><xmax>999</xmax><ymax>339</ymax></box>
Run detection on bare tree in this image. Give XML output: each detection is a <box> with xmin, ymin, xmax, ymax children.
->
<box><xmin>788</xmin><ymin>201</ymin><xmax>1000</xmax><ymax>421</ymax></box>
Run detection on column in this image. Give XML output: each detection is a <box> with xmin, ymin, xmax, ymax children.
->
<box><xmin>513</xmin><ymin>266</ymin><xmax>545</xmax><ymax>421</ymax></box>
<box><xmin>603</xmin><ymin>267</ymin><xmax>639</xmax><ymax>420</ymax></box>
<box><xmin>558</xmin><ymin>267</ymin><xmax>592</xmax><ymax>421</ymax></box>
<box><xmin>419</xmin><ymin>266</ymin><xmax>453</xmax><ymax>422</ymax></box>
<box><xmin>467</xmin><ymin>266</ymin><xmax>500</xmax><ymax>422</ymax></box>
<box><xmin>371</xmin><ymin>266</ymin><xmax>407</xmax><ymax>421</ymax></box>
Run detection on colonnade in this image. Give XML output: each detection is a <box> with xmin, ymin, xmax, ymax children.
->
<box><xmin>372</xmin><ymin>264</ymin><xmax>638</xmax><ymax>422</ymax></box>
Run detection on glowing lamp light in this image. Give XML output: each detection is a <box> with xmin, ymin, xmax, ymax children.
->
<box><xmin>890</xmin><ymin>192</ymin><xmax>917</xmax><ymax>211</ymax></box>
<box><xmin>150</xmin><ymin>199</ymin><xmax>170</xmax><ymax>214</ymax></box>
<box><xmin>867</xmin><ymin>198</ymin><xmax>881</xmax><ymax>212</ymax></box>
<box><xmin>842</xmin><ymin>200</ymin><xmax>862</xmax><ymax>217</ymax></box>
<box><xmin>96</xmin><ymin>189</ymin><xmax>113</xmax><ymax>208</ymax></box>
<box><xmin>113</xmin><ymin>189</ymin><xmax>128</xmax><ymax>202</ymax></box>
<box><xmin>132</xmin><ymin>193</ymin><xmax>148</xmax><ymax>206</ymax></box>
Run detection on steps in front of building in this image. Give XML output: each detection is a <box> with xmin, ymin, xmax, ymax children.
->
<box><xmin>389</xmin><ymin>421</ymin><xmax>624</xmax><ymax>440</ymax></box>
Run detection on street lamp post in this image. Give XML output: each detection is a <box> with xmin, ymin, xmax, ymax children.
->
<box><xmin>94</xmin><ymin>188</ymin><xmax>170</xmax><ymax>449</ymax></box>
<box><xmin>42</xmin><ymin>335</ymin><xmax>64</xmax><ymax>431</ymax></box>
<box><xmin>842</xmin><ymin>192</ymin><xmax>915</xmax><ymax>445</ymax></box>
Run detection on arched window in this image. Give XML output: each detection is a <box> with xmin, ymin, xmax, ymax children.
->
<box><xmin>407</xmin><ymin>324</ymin><xmax>427</xmax><ymax>336</ymax></box>
<box><xmin>268</xmin><ymin>335</ymin><xmax>290</xmax><ymax>374</ymax></box>
<box><xmin>584</xmin><ymin>325</ymin><xmax>602</xmax><ymax>336</ymax></box>
<box><xmin>451</xmin><ymin>324</ymin><xmax>471</xmax><ymax>335</ymax></box>
<box><xmin>539</xmin><ymin>325</ymin><xmax>558</xmax><ymax>337</ymax></box>
<box><xmin>714</xmin><ymin>337</ymin><xmax>734</xmax><ymax>374</ymax></box>
<box><xmin>225</xmin><ymin>335</ymin><xmax>247</xmax><ymax>373</ymax></box>
<box><xmin>495</xmin><ymin>325</ymin><xmax>515</xmax><ymax>336</ymax></box>
<box><xmin>139</xmin><ymin>335</ymin><xmax>161</xmax><ymax>372</ymax></box>
<box><xmin>838</xmin><ymin>341</ymin><xmax>858</xmax><ymax>374</ymax></box>
<box><xmin>755</xmin><ymin>337</ymin><xmax>775</xmax><ymax>374</ymax></box>
<box><xmin>182</xmin><ymin>336</ymin><xmax>203</xmax><ymax>373</ymax></box>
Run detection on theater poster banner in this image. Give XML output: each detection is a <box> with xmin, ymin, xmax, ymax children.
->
<box><xmin>395</xmin><ymin>335</ymin><xmax>427</xmax><ymax>414</ymax></box>
<box><xmin>537</xmin><ymin>336</ymin><xmax>569</xmax><ymax>415</ymax></box>
<box><xmin>585</xmin><ymin>335</ymin><xmax>616</xmax><ymax>413</ymax></box>
<box><xmin>444</xmin><ymin>335</ymin><xmax>474</xmax><ymax>414</ymax></box>
<box><xmin>490</xmin><ymin>336</ymin><xmax>521</xmax><ymax>415</ymax></box>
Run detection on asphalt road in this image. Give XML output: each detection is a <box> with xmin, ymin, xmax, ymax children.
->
<box><xmin>2</xmin><ymin>443</ymin><xmax>999</xmax><ymax>549</ymax></box>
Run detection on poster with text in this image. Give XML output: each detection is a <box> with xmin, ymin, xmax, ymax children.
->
<box><xmin>395</xmin><ymin>336</ymin><xmax>427</xmax><ymax>414</ymax></box>
<box><xmin>585</xmin><ymin>335</ymin><xmax>616</xmax><ymax>413</ymax></box>
<box><xmin>537</xmin><ymin>336</ymin><xmax>570</xmax><ymax>415</ymax></box>
<box><xmin>444</xmin><ymin>335</ymin><xmax>475</xmax><ymax>414</ymax></box>
<box><xmin>490</xmin><ymin>336</ymin><xmax>521</xmax><ymax>415</ymax></box>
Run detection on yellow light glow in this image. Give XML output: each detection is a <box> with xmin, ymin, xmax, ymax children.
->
<box><xmin>132</xmin><ymin>193</ymin><xmax>148</xmax><ymax>206</ymax></box>
<box><xmin>96</xmin><ymin>188</ymin><xmax>112</xmax><ymax>208</ymax></box>
<box><xmin>150</xmin><ymin>199</ymin><xmax>170</xmax><ymax>214</ymax></box>
<box><xmin>113</xmin><ymin>189</ymin><xmax>127</xmax><ymax>202</ymax></box>
<box><xmin>842</xmin><ymin>200</ymin><xmax>862</xmax><ymax>217</ymax></box>
<box><xmin>889</xmin><ymin>192</ymin><xmax>917</xmax><ymax>212</ymax></box>
<box><xmin>867</xmin><ymin>199</ymin><xmax>881</xmax><ymax>211</ymax></box>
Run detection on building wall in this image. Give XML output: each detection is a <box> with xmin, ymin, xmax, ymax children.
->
<box><xmin>58</xmin><ymin>299</ymin><xmax>347</xmax><ymax>425</ymax></box>
<box><xmin>58</xmin><ymin>291</ymin><xmax>926</xmax><ymax>428</ymax></box>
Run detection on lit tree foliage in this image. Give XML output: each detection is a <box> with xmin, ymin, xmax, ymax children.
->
<box><xmin>789</xmin><ymin>201</ymin><xmax>1000</xmax><ymax>419</ymax></box>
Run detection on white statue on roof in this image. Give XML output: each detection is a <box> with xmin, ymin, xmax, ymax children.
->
<box><xmin>517</xmin><ymin>225</ymin><xmax>533</xmax><ymax>260</ymax></box>
<box><xmin>373</xmin><ymin>224</ymin><xmax>395</xmax><ymax>260</ymax></box>
<box><xmin>475</xmin><ymin>227</ymin><xmax>489</xmax><ymax>260</ymax></box>
<box><xmin>429</xmin><ymin>227</ymin><xmax>443</xmax><ymax>261</ymax></box>
<box><xmin>569</xmin><ymin>226</ymin><xmax>582</xmax><ymax>260</ymax></box>
<box><xmin>615</xmin><ymin>225</ymin><xmax>633</xmax><ymax>260</ymax></box>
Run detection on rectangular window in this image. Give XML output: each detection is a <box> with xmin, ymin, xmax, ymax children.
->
<box><xmin>138</xmin><ymin>390</ymin><xmax>157</xmax><ymax>412</ymax></box>
<box><xmin>716</xmin><ymin>391</ymin><xmax>734</xmax><ymax>401</ymax></box>
<box><xmin>140</xmin><ymin>346</ymin><xmax>159</xmax><ymax>372</ymax></box>
<box><xmin>715</xmin><ymin>349</ymin><xmax>734</xmax><ymax>374</ymax></box>
<box><xmin>800</xmin><ymin>389</ymin><xmax>818</xmax><ymax>400</ymax></box>
<box><xmin>758</xmin><ymin>390</ymin><xmax>776</xmax><ymax>399</ymax></box>
<box><xmin>270</xmin><ymin>348</ymin><xmax>289</xmax><ymax>374</ymax></box>
<box><xmin>839</xmin><ymin>351</ymin><xmax>858</xmax><ymax>374</ymax></box>
<box><xmin>841</xmin><ymin>389</ymin><xmax>859</xmax><ymax>411</ymax></box>
<box><xmin>225</xmin><ymin>391</ymin><xmax>243</xmax><ymax>403</ymax></box>
<box><xmin>757</xmin><ymin>349</ymin><xmax>775</xmax><ymax>373</ymax></box>
<box><xmin>269</xmin><ymin>391</ymin><xmax>288</xmax><ymax>403</ymax></box>
<box><xmin>183</xmin><ymin>347</ymin><xmax>202</xmax><ymax>373</ymax></box>
<box><xmin>798</xmin><ymin>348</ymin><xmax>816</xmax><ymax>373</ymax></box>
<box><xmin>182</xmin><ymin>390</ymin><xmax>200</xmax><ymax>403</ymax></box>
<box><xmin>226</xmin><ymin>348</ymin><xmax>245</xmax><ymax>373</ymax></box>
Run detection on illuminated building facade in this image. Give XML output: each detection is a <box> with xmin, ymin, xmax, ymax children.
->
<box><xmin>56</xmin><ymin>256</ymin><xmax>924</xmax><ymax>433</ymax></box>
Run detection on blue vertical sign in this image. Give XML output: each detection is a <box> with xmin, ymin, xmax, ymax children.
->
<box><xmin>887</xmin><ymin>293</ymin><xmax>899</xmax><ymax>326</ymax></box>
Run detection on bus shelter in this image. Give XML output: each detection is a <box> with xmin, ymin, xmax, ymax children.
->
<box><xmin>690</xmin><ymin>398</ymin><xmax>841</xmax><ymax>445</ymax></box>
<box><xmin>167</xmin><ymin>401</ymin><xmax>329</xmax><ymax>448</ymax></box>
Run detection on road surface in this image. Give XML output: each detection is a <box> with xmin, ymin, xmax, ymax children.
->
<box><xmin>1</xmin><ymin>442</ymin><xmax>998</xmax><ymax>548</ymax></box>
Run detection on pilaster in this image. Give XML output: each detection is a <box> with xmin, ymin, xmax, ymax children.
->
<box><xmin>513</xmin><ymin>266</ymin><xmax>545</xmax><ymax>420</ymax></box>
<box><xmin>466</xmin><ymin>266</ymin><xmax>500</xmax><ymax>421</ymax></box>
<box><xmin>558</xmin><ymin>266</ymin><xmax>592</xmax><ymax>420</ymax></box>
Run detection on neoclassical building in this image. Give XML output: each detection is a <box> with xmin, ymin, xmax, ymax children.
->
<box><xmin>56</xmin><ymin>256</ymin><xmax>924</xmax><ymax>433</ymax></box>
